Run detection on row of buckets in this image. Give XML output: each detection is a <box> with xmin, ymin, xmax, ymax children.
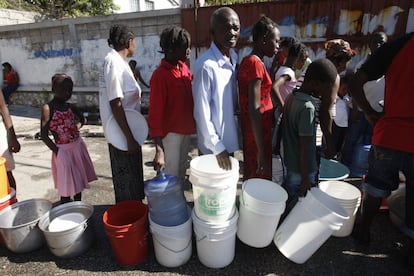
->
<box><xmin>100</xmin><ymin>154</ymin><xmax>364</xmax><ymax>268</ymax></box>
<box><xmin>0</xmin><ymin>154</ymin><xmax>363</xmax><ymax>268</ymax></box>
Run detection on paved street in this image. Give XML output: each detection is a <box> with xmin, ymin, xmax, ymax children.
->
<box><xmin>0</xmin><ymin>105</ymin><xmax>412</xmax><ymax>275</ymax></box>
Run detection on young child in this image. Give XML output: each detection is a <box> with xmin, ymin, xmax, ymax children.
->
<box><xmin>281</xmin><ymin>58</ymin><xmax>339</xmax><ymax>199</ymax></box>
<box><xmin>40</xmin><ymin>74</ymin><xmax>97</xmax><ymax>204</ymax></box>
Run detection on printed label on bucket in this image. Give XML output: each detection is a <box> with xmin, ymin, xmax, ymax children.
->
<box><xmin>197</xmin><ymin>193</ymin><xmax>235</xmax><ymax>217</ymax></box>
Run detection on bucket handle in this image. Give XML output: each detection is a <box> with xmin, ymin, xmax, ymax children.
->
<box><xmin>47</xmin><ymin>222</ymin><xmax>89</xmax><ymax>250</ymax></box>
<box><xmin>196</xmin><ymin>230</ymin><xmax>236</xmax><ymax>242</ymax></box>
<box><xmin>152</xmin><ymin>235</ymin><xmax>192</xmax><ymax>253</ymax></box>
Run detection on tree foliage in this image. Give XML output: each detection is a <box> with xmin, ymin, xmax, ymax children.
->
<box><xmin>1</xmin><ymin>0</ymin><xmax>119</xmax><ymax>19</ymax></box>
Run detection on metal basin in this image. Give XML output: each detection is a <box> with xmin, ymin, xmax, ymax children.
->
<box><xmin>38</xmin><ymin>201</ymin><xmax>94</xmax><ymax>258</ymax></box>
<box><xmin>0</xmin><ymin>199</ymin><xmax>52</xmax><ymax>253</ymax></box>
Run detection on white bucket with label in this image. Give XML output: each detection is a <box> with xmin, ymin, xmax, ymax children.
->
<box><xmin>237</xmin><ymin>178</ymin><xmax>288</xmax><ymax>248</ymax></box>
<box><xmin>274</xmin><ymin>188</ymin><xmax>349</xmax><ymax>264</ymax></box>
<box><xmin>318</xmin><ymin>181</ymin><xmax>362</xmax><ymax>237</ymax></box>
<box><xmin>189</xmin><ymin>154</ymin><xmax>239</xmax><ymax>223</ymax></box>
<box><xmin>192</xmin><ymin>208</ymin><xmax>238</xmax><ymax>269</ymax></box>
<box><xmin>149</xmin><ymin>207</ymin><xmax>192</xmax><ymax>268</ymax></box>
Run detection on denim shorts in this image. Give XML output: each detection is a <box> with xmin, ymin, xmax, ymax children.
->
<box><xmin>283</xmin><ymin>170</ymin><xmax>317</xmax><ymax>197</ymax></box>
<box><xmin>364</xmin><ymin>145</ymin><xmax>414</xmax><ymax>230</ymax></box>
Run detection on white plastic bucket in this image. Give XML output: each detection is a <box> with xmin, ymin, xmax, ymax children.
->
<box><xmin>189</xmin><ymin>154</ymin><xmax>239</xmax><ymax>223</ymax></box>
<box><xmin>318</xmin><ymin>181</ymin><xmax>362</xmax><ymax>237</ymax></box>
<box><xmin>149</xmin><ymin>207</ymin><xmax>192</xmax><ymax>268</ymax></box>
<box><xmin>237</xmin><ymin>178</ymin><xmax>288</xmax><ymax>248</ymax></box>
<box><xmin>192</xmin><ymin>208</ymin><xmax>238</xmax><ymax>269</ymax></box>
<box><xmin>274</xmin><ymin>188</ymin><xmax>349</xmax><ymax>264</ymax></box>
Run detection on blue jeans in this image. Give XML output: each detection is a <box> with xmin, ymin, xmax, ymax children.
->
<box><xmin>2</xmin><ymin>84</ymin><xmax>18</xmax><ymax>104</ymax></box>
<box><xmin>283</xmin><ymin>170</ymin><xmax>317</xmax><ymax>198</ymax></box>
<box><xmin>363</xmin><ymin>145</ymin><xmax>414</xmax><ymax>231</ymax></box>
<box><xmin>341</xmin><ymin>111</ymin><xmax>372</xmax><ymax>167</ymax></box>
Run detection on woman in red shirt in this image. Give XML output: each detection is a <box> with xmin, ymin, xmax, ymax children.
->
<box><xmin>237</xmin><ymin>16</ymin><xmax>280</xmax><ymax>180</ymax></box>
<box><xmin>2</xmin><ymin>62</ymin><xmax>19</xmax><ymax>104</ymax></box>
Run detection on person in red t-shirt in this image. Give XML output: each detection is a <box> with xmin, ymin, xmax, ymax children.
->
<box><xmin>2</xmin><ymin>62</ymin><xmax>19</xmax><ymax>105</ymax></box>
<box><xmin>148</xmin><ymin>26</ymin><xmax>195</xmax><ymax>180</ymax></box>
<box><xmin>350</xmin><ymin>32</ymin><xmax>414</xmax><ymax>270</ymax></box>
<box><xmin>237</xmin><ymin>16</ymin><xmax>280</xmax><ymax>180</ymax></box>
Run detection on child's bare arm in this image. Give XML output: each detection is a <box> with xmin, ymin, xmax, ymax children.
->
<box><xmin>40</xmin><ymin>104</ymin><xmax>58</xmax><ymax>154</ymax></box>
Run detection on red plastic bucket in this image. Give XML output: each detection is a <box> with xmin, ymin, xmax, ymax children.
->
<box><xmin>103</xmin><ymin>200</ymin><xmax>149</xmax><ymax>266</ymax></box>
<box><xmin>0</xmin><ymin>187</ymin><xmax>17</xmax><ymax>245</ymax></box>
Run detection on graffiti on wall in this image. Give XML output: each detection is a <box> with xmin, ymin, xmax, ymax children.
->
<box><xmin>337</xmin><ymin>6</ymin><xmax>404</xmax><ymax>36</ymax></box>
<box><xmin>277</xmin><ymin>5</ymin><xmax>407</xmax><ymax>40</ymax></box>
<box><xmin>34</xmin><ymin>47</ymin><xmax>81</xmax><ymax>59</ymax></box>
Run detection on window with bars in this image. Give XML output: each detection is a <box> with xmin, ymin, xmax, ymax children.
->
<box><xmin>130</xmin><ymin>0</ymin><xmax>139</xmax><ymax>11</ymax></box>
<box><xmin>145</xmin><ymin>0</ymin><xmax>154</xmax><ymax>10</ymax></box>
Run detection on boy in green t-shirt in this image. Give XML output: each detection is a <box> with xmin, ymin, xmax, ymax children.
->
<box><xmin>281</xmin><ymin>58</ymin><xmax>339</xmax><ymax>198</ymax></box>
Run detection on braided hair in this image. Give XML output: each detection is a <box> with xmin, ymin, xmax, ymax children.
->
<box><xmin>159</xmin><ymin>26</ymin><xmax>190</xmax><ymax>53</ymax></box>
<box><xmin>252</xmin><ymin>15</ymin><xmax>278</xmax><ymax>43</ymax></box>
<box><xmin>107</xmin><ymin>24</ymin><xmax>135</xmax><ymax>51</ymax></box>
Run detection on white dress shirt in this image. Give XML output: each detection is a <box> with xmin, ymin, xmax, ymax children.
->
<box><xmin>192</xmin><ymin>42</ymin><xmax>239</xmax><ymax>155</ymax></box>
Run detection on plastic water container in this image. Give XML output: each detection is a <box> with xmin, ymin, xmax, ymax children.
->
<box><xmin>192</xmin><ymin>209</ymin><xmax>239</xmax><ymax>269</ymax></box>
<box><xmin>103</xmin><ymin>200</ymin><xmax>149</xmax><ymax>266</ymax></box>
<box><xmin>350</xmin><ymin>144</ymin><xmax>371</xmax><ymax>177</ymax></box>
<box><xmin>318</xmin><ymin>181</ymin><xmax>361</xmax><ymax>237</ymax></box>
<box><xmin>145</xmin><ymin>172</ymin><xmax>189</xmax><ymax>227</ymax></box>
<box><xmin>149</xmin><ymin>206</ymin><xmax>192</xmax><ymax>268</ymax></box>
<box><xmin>189</xmin><ymin>154</ymin><xmax>239</xmax><ymax>223</ymax></box>
<box><xmin>319</xmin><ymin>158</ymin><xmax>350</xmax><ymax>181</ymax></box>
<box><xmin>274</xmin><ymin>188</ymin><xmax>349</xmax><ymax>264</ymax></box>
<box><xmin>237</xmin><ymin>178</ymin><xmax>287</xmax><ymax>248</ymax></box>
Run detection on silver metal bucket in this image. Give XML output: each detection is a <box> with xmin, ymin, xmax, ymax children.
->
<box><xmin>0</xmin><ymin>199</ymin><xmax>52</xmax><ymax>253</ymax></box>
<box><xmin>38</xmin><ymin>201</ymin><xmax>94</xmax><ymax>258</ymax></box>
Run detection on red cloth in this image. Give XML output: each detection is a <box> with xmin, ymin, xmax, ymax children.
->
<box><xmin>4</xmin><ymin>69</ymin><xmax>18</xmax><ymax>84</ymax></box>
<box><xmin>238</xmin><ymin>55</ymin><xmax>273</xmax><ymax>180</ymax></box>
<box><xmin>148</xmin><ymin>59</ymin><xmax>195</xmax><ymax>138</ymax></box>
<box><xmin>372</xmin><ymin>37</ymin><xmax>414</xmax><ymax>153</ymax></box>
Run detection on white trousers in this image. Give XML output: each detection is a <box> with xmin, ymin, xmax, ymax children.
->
<box><xmin>163</xmin><ymin>132</ymin><xmax>191</xmax><ymax>179</ymax></box>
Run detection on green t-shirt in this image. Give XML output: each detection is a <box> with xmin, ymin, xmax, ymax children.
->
<box><xmin>282</xmin><ymin>90</ymin><xmax>317</xmax><ymax>174</ymax></box>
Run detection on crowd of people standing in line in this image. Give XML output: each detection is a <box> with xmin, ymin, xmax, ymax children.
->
<box><xmin>0</xmin><ymin>5</ymin><xmax>411</xmax><ymax>271</ymax></box>
<box><xmin>96</xmin><ymin>7</ymin><xmax>413</xmax><ymax>270</ymax></box>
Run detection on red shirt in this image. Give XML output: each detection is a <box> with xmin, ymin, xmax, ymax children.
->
<box><xmin>361</xmin><ymin>33</ymin><xmax>414</xmax><ymax>153</ymax></box>
<box><xmin>4</xmin><ymin>69</ymin><xmax>18</xmax><ymax>85</ymax></box>
<box><xmin>148</xmin><ymin>59</ymin><xmax>195</xmax><ymax>138</ymax></box>
<box><xmin>238</xmin><ymin>55</ymin><xmax>273</xmax><ymax>115</ymax></box>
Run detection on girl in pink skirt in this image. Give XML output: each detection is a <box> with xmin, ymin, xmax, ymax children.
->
<box><xmin>40</xmin><ymin>73</ymin><xmax>97</xmax><ymax>204</ymax></box>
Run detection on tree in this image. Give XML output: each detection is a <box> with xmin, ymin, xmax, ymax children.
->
<box><xmin>21</xmin><ymin>0</ymin><xmax>119</xmax><ymax>19</ymax></box>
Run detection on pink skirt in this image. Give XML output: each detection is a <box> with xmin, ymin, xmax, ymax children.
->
<box><xmin>52</xmin><ymin>137</ymin><xmax>97</xmax><ymax>197</ymax></box>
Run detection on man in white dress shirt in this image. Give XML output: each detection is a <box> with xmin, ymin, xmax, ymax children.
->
<box><xmin>192</xmin><ymin>7</ymin><xmax>240</xmax><ymax>170</ymax></box>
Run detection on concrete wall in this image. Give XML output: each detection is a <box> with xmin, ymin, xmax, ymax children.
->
<box><xmin>0</xmin><ymin>9</ymin><xmax>181</xmax><ymax>110</ymax></box>
<box><xmin>0</xmin><ymin>8</ymin><xmax>38</xmax><ymax>26</ymax></box>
